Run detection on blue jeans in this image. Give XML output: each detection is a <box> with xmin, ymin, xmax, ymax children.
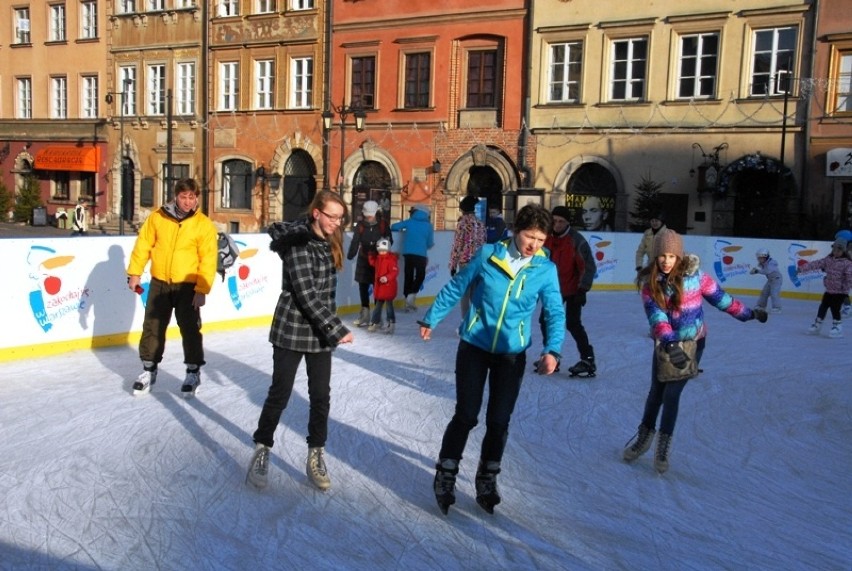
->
<box><xmin>438</xmin><ymin>341</ymin><xmax>526</xmax><ymax>464</ymax></box>
<box><xmin>253</xmin><ymin>347</ymin><xmax>332</xmax><ymax>449</ymax></box>
<box><xmin>370</xmin><ymin>299</ymin><xmax>396</xmax><ymax>324</ymax></box>
<box><xmin>640</xmin><ymin>337</ymin><xmax>705</xmax><ymax>435</ymax></box>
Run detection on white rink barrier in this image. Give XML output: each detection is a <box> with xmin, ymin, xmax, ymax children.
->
<box><xmin>0</xmin><ymin>230</ymin><xmax>832</xmax><ymax>361</ymax></box>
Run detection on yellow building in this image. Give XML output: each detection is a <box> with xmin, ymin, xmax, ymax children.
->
<box><xmin>529</xmin><ymin>0</ymin><xmax>814</xmax><ymax>238</ymax></box>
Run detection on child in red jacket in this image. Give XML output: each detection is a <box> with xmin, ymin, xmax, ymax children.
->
<box><xmin>368</xmin><ymin>239</ymin><xmax>399</xmax><ymax>334</ymax></box>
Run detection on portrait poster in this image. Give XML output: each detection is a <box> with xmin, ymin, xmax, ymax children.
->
<box><xmin>564</xmin><ymin>194</ymin><xmax>615</xmax><ymax>232</ymax></box>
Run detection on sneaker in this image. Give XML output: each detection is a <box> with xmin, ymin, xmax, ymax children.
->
<box><xmin>246</xmin><ymin>443</ymin><xmax>270</xmax><ymax>489</ymax></box>
<box><xmin>132</xmin><ymin>369</ymin><xmax>157</xmax><ymax>396</ymax></box>
<box><xmin>306</xmin><ymin>447</ymin><xmax>331</xmax><ymax>490</ymax></box>
<box><xmin>181</xmin><ymin>368</ymin><xmax>201</xmax><ymax>397</ymax></box>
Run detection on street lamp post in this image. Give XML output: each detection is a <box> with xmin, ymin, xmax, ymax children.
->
<box><xmin>322</xmin><ymin>102</ymin><xmax>366</xmax><ymax>192</ymax></box>
<box><xmin>106</xmin><ymin>78</ymin><xmax>131</xmax><ymax>235</ymax></box>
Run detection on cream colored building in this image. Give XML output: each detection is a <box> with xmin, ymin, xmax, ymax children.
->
<box><xmin>529</xmin><ymin>0</ymin><xmax>814</xmax><ymax>238</ymax></box>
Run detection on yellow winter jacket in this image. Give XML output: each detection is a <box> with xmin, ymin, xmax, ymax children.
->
<box><xmin>127</xmin><ymin>207</ymin><xmax>219</xmax><ymax>295</ymax></box>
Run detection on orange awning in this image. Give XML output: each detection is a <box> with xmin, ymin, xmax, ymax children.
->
<box><xmin>34</xmin><ymin>146</ymin><xmax>100</xmax><ymax>172</ymax></box>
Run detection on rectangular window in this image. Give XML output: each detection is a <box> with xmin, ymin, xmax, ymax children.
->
<box><xmin>163</xmin><ymin>163</ymin><xmax>190</xmax><ymax>203</ymax></box>
<box><xmin>404</xmin><ymin>52</ymin><xmax>431</xmax><ymax>109</ymax></box>
<box><xmin>119</xmin><ymin>0</ymin><xmax>137</xmax><ymax>14</ymax></box>
<box><xmin>217</xmin><ymin>0</ymin><xmax>238</xmax><ymax>16</ymax></box>
<box><xmin>176</xmin><ymin>0</ymin><xmax>195</xmax><ymax>7</ymax></box>
<box><xmin>222</xmin><ymin>160</ymin><xmax>253</xmax><ymax>209</ymax></box>
<box><xmin>53</xmin><ymin>172</ymin><xmax>70</xmax><ymax>200</ymax></box>
<box><xmin>81</xmin><ymin>75</ymin><xmax>99</xmax><ymax>118</ymax></box>
<box><xmin>52</xmin><ymin>77</ymin><xmax>68</xmax><ymax>119</ymax></box>
<box><xmin>80</xmin><ymin>173</ymin><xmax>96</xmax><ymax>201</ymax></box>
<box><xmin>467</xmin><ymin>49</ymin><xmax>497</xmax><ymax>108</ymax></box>
<box><xmin>351</xmin><ymin>56</ymin><xmax>376</xmax><ymax>109</ymax></box>
<box><xmin>291</xmin><ymin>0</ymin><xmax>313</xmax><ymax>10</ymax></box>
<box><xmin>81</xmin><ymin>1</ymin><xmax>98</xmax><ymax>39</ymax></box>
<box><xmin>255</xmin><ymin>59</ymin><xmax>274</xmax><ymax>109</ymax></box>
<box><xmin>148</xmin><ymin>0</ymin><xmax>165</xmax><ymax>10</ymax></box>
<box><xmin>833</xmin><ymin>52</ymin><xmax>852</xmax><ymax>114</ymax></box>
<box><xmin>678</xmin><ymin>33</ymin><xmax>719</xmax><ymax>99</ymax></box>
<box><xmin>15</xmin><ymin>8</ymin><xmax>31</xmax><ymax>44</ymax></box>
<box><xmin>119</xmin><ymin>67</ymin><xmax>137</xmax><ymax>115</ymax></box>
<box><xmin>610</xmin><ymin>37</ymin><xmax>647</xmax><ymax>101</ymax></box>
<box><xmin>147</xmin><ymin>64</ymin><xmax>166</xmax><ymax>115</ymax></box>
<box><xmin>291</xmin><ymin>57</ymin><xmax>313</xmax><ymax>109</ymax></box>
<box><xmin>751</xmin><ymin>26</ymin><xmax>797</xmax><ymax>96</ymax></box>
<box><xmin>548</xmin><ymin>42</ymin><xmax>583</xmax><ymax>103</ymax></box>
<box><xmin>50</xmin><ymin>4</ymin><xmax>67</xmax><ymax>42</ymax></box>
<box><xmin>17</xmin><ymin>78</ymin><xmax>33</xmax><ymax>119</ymax></box>
<box><xmin>176</xmin><ymin>62</ymin><xmax>196</xmax><ymax>115</ymax></box>
<box><xmin>257</xmin><ymin>0</ymin><xmax>275</xmax><ymax>13</ymax></box>
<box><xmin>220</xmin><ymin>62</ymin><xmax>239</xmax><ymax>110</ymax></box>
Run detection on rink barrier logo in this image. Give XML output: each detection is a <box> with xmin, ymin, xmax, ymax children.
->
<box><xmin>786</xmin><ymin>243</ymin><xmax>821</xmax><ymax>288</ymax></box>
<box><xmin>588</xmin><ymin>235</ymin><xmax>616</xmax><ymax>279</ymax></box>
<box><xmin>712</xmin><ymin>240</ymin><xmax>750</xmax><ymax>283</ymax></box>
<box><xmin>224</xmin><ymin>242</ymin><xmax>267</xmax><ymax>310</ymax></box>
<box><xmin>27</xmin><ymin>244</ymin><xmax>87</xmax><ymax>333</ymax></box>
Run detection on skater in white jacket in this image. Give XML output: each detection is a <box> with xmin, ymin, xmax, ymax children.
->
<box><xmin>750</xmin><ymin>248</ymin><xmax>783</xmax><ymax>313</ymax></box>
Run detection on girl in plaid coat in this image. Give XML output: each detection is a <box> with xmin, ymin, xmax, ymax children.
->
<box><xmin>247</xmin><ymin>190</ymin><xmax>354</xmax><ymax>492</ymax></box>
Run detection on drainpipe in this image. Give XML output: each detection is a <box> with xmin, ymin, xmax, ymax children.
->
<box><xmin>799</xmin><ymin>0</ymin><xmax>820</xmax><ymax>225</ymax></box>
<box><xmin>518</xmin><ymin>0</ymin><xmax>534</xmax><ymax>189</ymax></box>
<box><xmin>201</xmin><ymin>0</ymin><xmax>209</xmax><ymax>214</ymax></box>
<box><xmin>322</xmin><ymin>0</ymin><xmax>332</xmax><ymax>189</ymax></box>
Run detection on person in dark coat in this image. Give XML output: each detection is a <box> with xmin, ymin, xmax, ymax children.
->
<box><xmin>347</xmin><ymin>200</ymin><xmax>391</xmax><ymax>327</ymax></box>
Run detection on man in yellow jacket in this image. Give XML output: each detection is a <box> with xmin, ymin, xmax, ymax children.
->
<box><xmin>126</xmin><ymin>178</ymin><xmax>218</xmax><ymax>397</ymax></box>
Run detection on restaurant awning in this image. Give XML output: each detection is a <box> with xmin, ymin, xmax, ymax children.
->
<box><xmin>34</xmin><ymin>146</ymin><xmax>100</xmax><ymax>172</ymax></box>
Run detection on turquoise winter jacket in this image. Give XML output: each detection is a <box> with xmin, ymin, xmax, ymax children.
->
<box><xmin>423</xmin><ymin>239</ymin><xmax>566</xmax><ymax>357</ymax></box>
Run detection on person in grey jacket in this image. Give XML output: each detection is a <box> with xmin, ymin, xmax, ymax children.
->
<box><xmin>390</xmin><ymin>204</ymin><xmax>435</xmax><ymax>311</ymax></box>
<box><xmin>247</xmin><ymin>190</ymin><xmax>354</xmax><ymax>492</ymax></box>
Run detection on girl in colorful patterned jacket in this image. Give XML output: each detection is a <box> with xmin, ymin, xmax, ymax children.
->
<box><xmin>623</xmin><ymin>229</ymin><xmax>767</xmax><ymax>474</ymax></box>
<box><xmin>448</xmin><ymin>195</ymin><xmax>487</xmax><ymax>317</ymax></box>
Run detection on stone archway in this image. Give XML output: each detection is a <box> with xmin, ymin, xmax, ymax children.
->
<box><xmin>443</xmin><ymin>144</ymin><xmax>519</xmax><ymax>224</ymax></box>
<box><xmin>552</xmin><ymin>155</ymin><xmax>625</xmax><ymax>230</ymax></box>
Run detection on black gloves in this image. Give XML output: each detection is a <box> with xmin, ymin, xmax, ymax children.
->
<box><xmin>665</xmin><ymin>342</ymin><xmax>690</xmax><ymax>369</ymax></box>
<box><xmin>450</xmin><ymin>267</ymin><xmax>457</xmax><ymax>277</ymax></box>
<box><xmin>636</xmin><ymin>266</ymin><xmax>642</xmax><ymax>272</ymax></box>
<box><xmin>752</xmin><ymin>308</ymin><xmax>768</xmax><ymax>323</ymax></box>
<box><xmin>576</xmin><ymin>290</ymin><xmax>587</xmax><ymax>306</ymax></box>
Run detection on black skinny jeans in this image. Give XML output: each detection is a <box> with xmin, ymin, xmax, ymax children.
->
<box><xmin>253</xmin><ymin>347</ymin><xmax>332</xmax><ymax>449</ymax></box>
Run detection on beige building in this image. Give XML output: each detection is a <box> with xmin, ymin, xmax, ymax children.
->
<box><xmin>106</xmin><ymin>0</ymin><xmax>205</xmax><ymax>232</ymax></box>
<box><xmin>0</xmin><ymin>0</ymin><xmax>110</xmax><ymax>225</ymax></box>
<box><xmin>529</xmin><ymin>0</ymin><xmax>815</xmax><ymax>238</ymax></box>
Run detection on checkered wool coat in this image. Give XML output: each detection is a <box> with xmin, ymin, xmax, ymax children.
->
<box><xmin>267</xmin><ymin>218</ymin><xmax>350</xmax><ymax>352</ymax></box>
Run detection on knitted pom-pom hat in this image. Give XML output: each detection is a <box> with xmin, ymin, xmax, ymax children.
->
<box><xmin>653</xmin><ymin>229</ymin><xmax>683</xmax><ymax>258</ymax></box>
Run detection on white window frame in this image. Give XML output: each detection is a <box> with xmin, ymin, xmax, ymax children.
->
<box><xmin>51</xmin><ymin>77</ymin><xmax>69</xmax><ymax>119</ymax></box>
<box><xmin>119</xmin><ymin>0</ymin><xmax>137</xmax><ymax>14</ymax></box>
<box><xmin>119</xmin><ymin>67</ymin><xmax>138</xmax><ymax>116</ymax></box>
<box><xmin>677</xmin><ymin>32</ymin><xmax>719</xmax><ymax>100</ymax></box>
<box><xmin>176</xmin><ymin>62</ymin><xmax>196</xmax><ymax>115</ymax></box>
<box><xmin>255</xmin><ymin>59</ymin><xmax>275</xmax><ymax>109</ymax></box>
<box><xmin>50</xmin><ymin>4</ymin><xmax>67</xmax><ymax>42</ymax></box>
<box><xmin>15</xmin><ymin>8</ymin><xmax>31</xmax><ymax>44</ymax></box>
<box><xmin>750</xmin><ymin>26</ymin><xmax>798</xmax><ymax>97</ymax></box>
<box><xmin>17</xmin><ymin>78</ymin><xmax>33</xmax><ymax>119</ymax></box>
<box><xmin>81</xmin><ymin>1</ymin><xmax>98</xmax><ymax>39</ymax></box>
<box><xmin>218</xmin><ymin>0</ymin><xmax>238</xmax><ymax>16</ymax></box>
<box><xmin>176</xmin><ymin>0</ymin><xmax>195</xmax><ymax>7</ymax></box>
<box><xmin>81</xmin><ymin>75</ymin><xmax>99</xmax><ymax>118</ymax></box>
<box><xmin>219</xmin><ymin>62</ymin><xmax>239</xmax><ymax>111</ymax></box>
<box><xmin>832</xmin><ymin>51</ymin><xmax>852</xmax><ymax>114</ymax></box>
<box><xmin>291</xmin><ymin>0</ymin><xmax>313</xmax><ymax>10</ymax></box>
<box><xmin>547</xmin><ymin>41</ymin><xmax>583</xmax><ymax>104</ymax></box>
<box><xmin>609</xmin><ymin>37</ymin><xmax>647</xmax><ymax>101</ymax></box>
<box><xmin>147</xmin><ymin>64</ymin><xmax>167</xmax><ymax>115</ymax></box>
<box><xmin>257</xmin><ymin>0</ymin><xmax>275</xmax><ymax>14</ymax></box>
<box><xmin>290</xmin><ymin>57</ymin><xmax>313</xmax><ymax>109</ymax></box>
<box><xmin>148</xmin><ymin>0</ymin><xmax>165</xmax><ymax>11</ymax></box>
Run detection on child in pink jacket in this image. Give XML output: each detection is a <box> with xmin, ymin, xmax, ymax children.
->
<box><xmin>799</xmin><ymin>237</ymin><xmax>852</xmax><ymax>338</ymax></box>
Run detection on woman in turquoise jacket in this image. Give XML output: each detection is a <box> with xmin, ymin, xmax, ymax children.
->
<box><xmin>419</xmin><ymin>204</ymin><xmax>565</xmax><ymax>515</ymax></box>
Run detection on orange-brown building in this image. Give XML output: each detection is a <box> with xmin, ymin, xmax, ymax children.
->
<box><xmin>0</xmin><ymin>0</ymin><xmax>110</xmax><ymax>227</ymax></box>
<box><xmin>805</xmin><ymin>0</ymin><xmax>852</xmax><ymax>233</ymax></box>
<box><xmin>330</xmin><ymin>0</ymin><xmax>531</xmax><ymax>230</ymax></box>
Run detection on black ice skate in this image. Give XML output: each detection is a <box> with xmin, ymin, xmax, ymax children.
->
<box><xmin>475</xmin><ymin>461</ymin><xmax>501</xmax><ymax>514</ymax></box>
<box><xmin>568</xmin><ymin>357</ymin><xmax>596</xmax><ymax>378</ymax></box>
<box><xmin>434</xmin><ymin>459</ymin><xmax>459</xmax><ymax>515</ymax></box>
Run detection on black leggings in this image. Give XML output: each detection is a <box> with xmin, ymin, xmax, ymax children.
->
<box><xmin>816</xmin><ymin>292</ymin><xmax>846</xmax><ymax>321</ymax></box>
